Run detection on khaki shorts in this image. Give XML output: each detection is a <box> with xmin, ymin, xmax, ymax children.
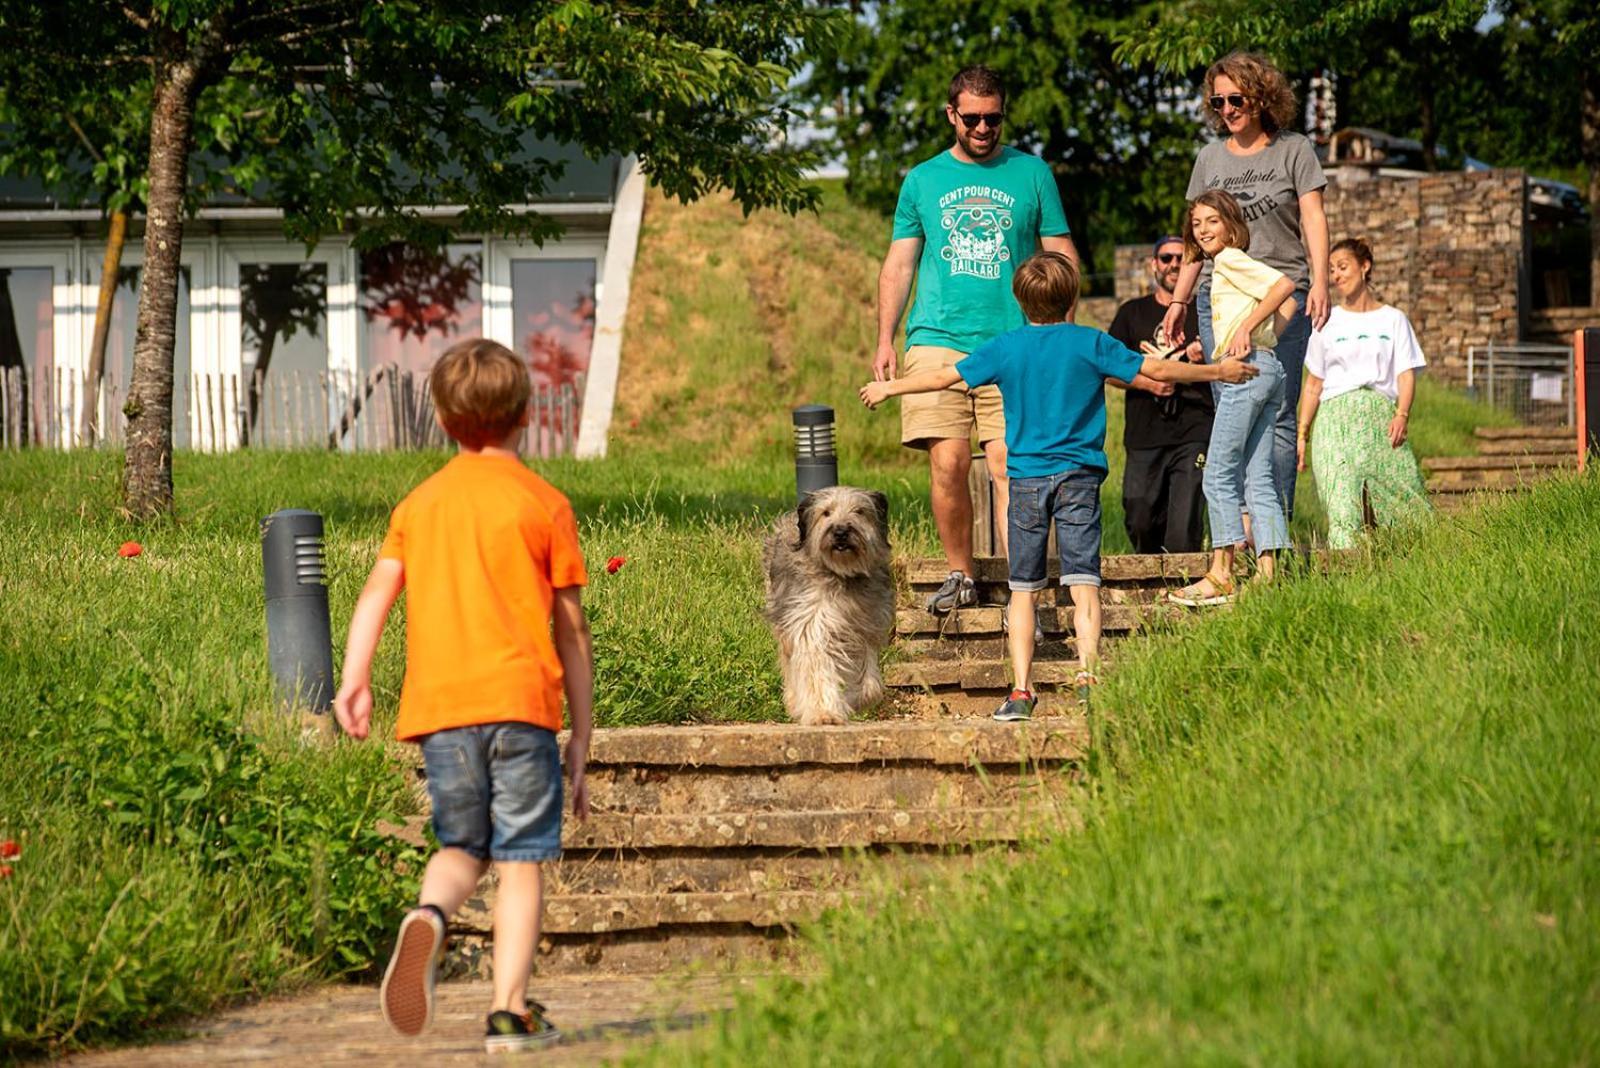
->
<box><xmin>899</xmin><ymin>345</ymin><xmax>1006</xmax><ymax>448</ymax></box>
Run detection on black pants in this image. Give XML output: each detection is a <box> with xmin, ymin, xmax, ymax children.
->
<box><xmin>1123</xmin><ymin>441</ymin><xmax>1207</xmax><ymax>554</ymax></box>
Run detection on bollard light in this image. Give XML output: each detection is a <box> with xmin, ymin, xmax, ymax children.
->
<box><xmin>792</xmin><ymin>404</ymin><xmax>838</xmax><ymax>502</ymax></box>
<box><xmin>261</xmin><ymin>508</ymin><xmax>334</xmax><ymax>713</ymax></box>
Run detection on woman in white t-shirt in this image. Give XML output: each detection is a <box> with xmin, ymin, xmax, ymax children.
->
<box><xmin>1297</xmin><ymin>238</ymin><xmax>1431</xmax><ymax>549</ymax></box>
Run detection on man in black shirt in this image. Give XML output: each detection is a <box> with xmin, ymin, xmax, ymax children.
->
<box><xmin>1106</xmin><ymin>236</ymin><xmax>1214</xmax><ymax>554</ymax></box>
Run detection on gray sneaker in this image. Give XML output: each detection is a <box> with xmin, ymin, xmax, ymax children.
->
<box><xmin>1000</xmin><ymin>598</ymin><xmax>1045</xmax><ymax>643</ymax></box>
<box><xmin>925</xmin><ymin>571</ymin><xmax>977</xmax><ymax>614</ymax></box>
<box><xmin>993</xmin><ymin>689</ymin><xmax>1036</xmax><ymax>722</ymax></box>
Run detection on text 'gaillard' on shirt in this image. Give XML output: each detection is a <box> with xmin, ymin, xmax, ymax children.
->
<box><xmin>893</xmin><ymin>147</ymin><xmax>1070</xmax><ymax>355</ymax></box>
<box><xmin>955</xmin><ymin>323</ymin><xmax>1144</xmax><ymax>479</ymax></box>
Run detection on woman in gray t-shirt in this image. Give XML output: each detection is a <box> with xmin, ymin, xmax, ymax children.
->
<box><xmin>1161</xmin><ymin>51</ymin><xmax>1329</xmax><ymax>520</ymax></box>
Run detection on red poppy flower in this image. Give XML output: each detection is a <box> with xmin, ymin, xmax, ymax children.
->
<box><xmin>0</xmin><ymin>865</ymin><xmax>11</xmax><ymax>879</ymax></box>
<box><xmin>0</xmin><ymin>841</ymin><xmax>17</xmax><ymax>859</ymax></box>
<box><xmin>605</xmin><ymin>556</ymin><xmax>626</xmax><ymax>574</ymax></box>
<box><xmin>118</xmin><ymin>541</ymin><xmax>143</xmax><ymax>558</ymax></box>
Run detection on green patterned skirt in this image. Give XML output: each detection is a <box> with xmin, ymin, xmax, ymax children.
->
<box><xmin>1309</xmin><ymin>387</ymin><xmax>1431</xmax><ymax>549</ymax></box>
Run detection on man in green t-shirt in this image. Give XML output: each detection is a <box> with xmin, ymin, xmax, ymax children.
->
<box><xmin>873</xmin><ymin>65</ymin><xmax>1078</xmax><ymax>614</ymax></box>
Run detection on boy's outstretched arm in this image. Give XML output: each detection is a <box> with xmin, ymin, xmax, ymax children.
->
<box><xmin>552</xmin><ymin>586</ymin><xmax>593</xmax><ymax>821</ymax></box>
<box><xmin>1139</xmin><ymin>355</ymin><xmax>1259</xmax><ymax>386</ymax></box>
<box><xmin>860</xmin><ymin>366</ymin><xmax>963</xmax><ymax>409</ymax></box>
<box><xmin>333</xmin><ymin>557</ymin><xmax>404</xmax><ymax>740</ymax></box>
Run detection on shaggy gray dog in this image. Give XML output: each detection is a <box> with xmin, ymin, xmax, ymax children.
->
<box><xmin>762</xmin><ymin>486</ymin><xmax>895</xmax><ymax>725</ymax></box>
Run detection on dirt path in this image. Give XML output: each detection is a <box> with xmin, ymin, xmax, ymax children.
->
<box><xmin>69</xmin><ymin>975</ymin><xmax>748</xmax><ymax>1066</ymax></box>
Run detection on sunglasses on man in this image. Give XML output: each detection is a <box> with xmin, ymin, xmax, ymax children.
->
<box><xmin>1156</xmin><ymin>252</ymin><xmax>1183</xmax><ymax>264</ymax></box>
<box><xmin>956</xmin><ymin>111</ymin><xmax>1004</xmax><ymax>130</ymax></box>
<box><xmin>1208</xmin><ymin>93</ymin><xmax>1248</xmax><ymax>111</ymax></box>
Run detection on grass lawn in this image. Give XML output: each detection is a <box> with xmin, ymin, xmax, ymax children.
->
<box><xmin>639</xmin><ymin>471</ymin><xmax>1600</xmax><ymax>1066</ymax></box>
<box><xmin>0</xmin><ymin>185</ymin><xmax>1536</xmax><ymax>1057</ymax></box>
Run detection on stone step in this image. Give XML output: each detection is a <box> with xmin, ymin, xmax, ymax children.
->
<box><xmin>1423</xmin><ymin>452</ymin><xmax>1574</xmax><ymax>472</ymax></box>
<box><xmin>905</xmin><ymin>553</ymin><xmax>1216</xmax><ymax>591</ymax></box>
<box><xmin>1477</xmin><ymin>436</ymin><xmax>1579</xmax><ymax>456</ymax></box>
<box><xmin>892</xmin><ymin>635</ymin><xmax>1120</xmax><ymax>663</ymax></box>
<box><xmin>897</xmin><ymin>603</ymin><xmax>1157</xmax><ymax>638</ymax></box>
<box><xmin>1425</xmin><ymin>467</ymin><xmax>1560</xmax><ymax>490</ymax></box>
<box><xmin>886</xmin><ymin>659</ymin><xmax>1090</xmax><ymax>692</ymax></box>
<box><xmin>1474</xmin><ymin>425</ymin><xmax>1571</xmax><ymax>441</ymax></box>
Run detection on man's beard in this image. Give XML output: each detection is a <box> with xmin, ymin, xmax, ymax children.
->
<box><xmin>1155</xmin><ymin>268</ymin><xmax>1179</xmax><ymax>295</ymax></box>
<box><xmin>956</xmin><ymin>127</ymin><xmax>1000</xmax><ymax>160</ymax></box>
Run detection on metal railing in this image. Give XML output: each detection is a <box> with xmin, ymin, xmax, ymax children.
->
<box><xmin>1465</xmin><ymin>342</ymin><xmax>1575</xmax><ymax>427</ymax></box>
<box><xmin>0</xmin><ymin>364</ymin><xmax>585</xmax><ymax>457</ymax></box>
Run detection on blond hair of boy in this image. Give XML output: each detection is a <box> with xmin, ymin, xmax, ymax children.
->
<box><xmin>334</xmin><ymin>338</ymin><xmax>593</xmax><ymax>1053</ymax></box>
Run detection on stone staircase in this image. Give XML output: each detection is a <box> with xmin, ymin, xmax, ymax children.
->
<box><xmin>1425</xmin><ymin>425</ymin><xmax>1577</xmax><ymax>511</ymax></box>
<box><xmin>889</xmin><ymin>554</ymin><xmax>1210</xmax><ymax>714</ymax></box>
<box><xmin>424</xmin><ymin>718</ymin><xmax>1085</xmax><ymax>978</ymax></box>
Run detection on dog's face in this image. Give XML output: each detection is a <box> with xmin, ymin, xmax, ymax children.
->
<box><xmin>794</xmin><ymin>486</ymin><xmax>890</xmax><ymax>578</ymax></box>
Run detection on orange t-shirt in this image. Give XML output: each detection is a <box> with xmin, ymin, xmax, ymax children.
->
<box><xmin>378</xmin><ymin>453</ymin><xmax>587</xmax><ymax>741</ymax></box>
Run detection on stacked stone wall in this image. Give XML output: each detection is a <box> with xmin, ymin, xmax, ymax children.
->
<box><xmin>1113</xmin><ymin>169</ymin><xmax>1528</xmax><ymax>383</ymax></box>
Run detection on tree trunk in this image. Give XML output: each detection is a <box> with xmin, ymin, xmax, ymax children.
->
<box><xmin>1583</xmin><ymin>66</ymin><xmax>1600</xmax><ymax>308</ymax></box>
<box><xmin>81</xmin><ymin>209</ymin><xmax>129</xmax><ymax>447</ymax></box>
<box><xmin>122</xmin><ymin>60</ymin><xmax>200</xmax><ymax>518</ymax></box>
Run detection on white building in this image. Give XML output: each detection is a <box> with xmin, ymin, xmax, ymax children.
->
<box><xmin>0</xmin><ymin>142</ymin><xmax>641</xmax><ymax>456</ymax></box>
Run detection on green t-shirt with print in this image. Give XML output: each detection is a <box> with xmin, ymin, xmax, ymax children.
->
<box><xmin>892</xmin><ymin>147</ymin><xmax>1070</xmax><ymax>354</ymax></box>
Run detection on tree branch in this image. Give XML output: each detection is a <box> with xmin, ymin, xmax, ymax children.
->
<box><xmin>232</xmin><ymin>0</ymin><xmax>352</xmax><ymax>32</ymax></box>
<box><xmin>121</xmin><ymin>3</ymin><xmax>150</xmax><ymax>31</ymax></box>
<box><xmin>64</xmin><ymin>114</ymin><xmax>106</xmax><ymax>165</ymax></box>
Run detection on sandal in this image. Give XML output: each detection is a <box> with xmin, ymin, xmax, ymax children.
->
<box><xmin>1166</xmin><ymin>571</ymin><xmax>1236</xmax><ymax>607</ymax></box>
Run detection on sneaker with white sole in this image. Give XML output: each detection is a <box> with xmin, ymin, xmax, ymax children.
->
<box><xmin>993</xmin><ymin>689</ymin><xmax>1036</xmax><ymax>722</ymax></box>
<box><xmin>381</xmin><ymin>905</ymin><xmax>446</xmax><ymax>1037</ymax></box>
<box><xmin>925</xmin><ymin>571</ymin><xmax>977</xmax><ymax>614</ymax></box>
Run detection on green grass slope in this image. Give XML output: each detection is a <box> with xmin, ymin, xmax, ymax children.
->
<box><xmin>639</xmin><ymin>471</ymin><xmax>1600</xmax><ymax>1066</ymax></box>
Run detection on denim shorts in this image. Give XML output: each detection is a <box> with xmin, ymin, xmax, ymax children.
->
<box><xmin>419</xmin><ymin>722</ymin><xmax>563</xmax><ymax>863</ymax></box>
<box><xmin>1007</xmin><ymin>468</ymin><xmax>1104</xmax><ymax>591</ymax></box>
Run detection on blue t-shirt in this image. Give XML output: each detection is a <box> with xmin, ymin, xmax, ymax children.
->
<box><xmin>955</xmin><ymin>324</ymin><xmax>1144</xmax><ymax>478</ymax></box>
<box><xmin>892</xmin><ymin>147</ymin><xmax>1070</xmax><ymax>354</ymax></box>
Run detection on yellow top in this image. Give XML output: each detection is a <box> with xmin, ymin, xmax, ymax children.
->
<box><xmin>1210</xmin><ymin>246</ymin><xmax>1288</xmax><ymax>353</ymax></box>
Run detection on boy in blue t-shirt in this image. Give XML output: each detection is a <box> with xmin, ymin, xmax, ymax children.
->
<box><xmin>861</xmin><ymin>251</ymin><xmax>1258</xmax><ymax>720</ymax></box>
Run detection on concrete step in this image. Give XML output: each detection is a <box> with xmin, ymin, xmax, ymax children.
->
<box><xmin>905</xmin><ymin>552</ymin><xmax>1217</xmax><ymax>589</ymax></box>
<box><xmin>1474</xmin><ymin>425</ymin><xmax>1571</xmax><ymax>441</ymax></box>
<box><xmin>896</xmin><ymin>603</ymin><xmax>1158</xmax><ymax>638</ymax></box>
<box><xmin>1477</xmin><ymin>436</ymin><xmax>1579</xmax><ymax>456</ymax></box>
<box><xmin>1423</xmin><ymin>453</ymin><xmax>1574</xmax><ymax>472</ymax></box>
<box><xmin>1426</xmin><ymin>467</ymin><xmax>1561</xmax><ymax>491</ymax></box>
<box><xmin>892</xmin><ymin>635</ymin><xmax>1120</xmax><ymax>663</ymax></box>
<box><xmin>886</xmin><ymin>658</ymin><xmax>1091</xmax><ymax>692</ymax></box>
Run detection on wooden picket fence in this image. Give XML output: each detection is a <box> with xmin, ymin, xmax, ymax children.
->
<box><xmin>0</xmin><ymin>364</ymin><xmax>585</xmax><ymax>457</ymax></box>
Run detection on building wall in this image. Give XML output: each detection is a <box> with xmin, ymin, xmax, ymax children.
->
<box><xmin>1113</xmin><ymin>168</ymin><xmax>1528</xmax><ymax>383</ymax></box>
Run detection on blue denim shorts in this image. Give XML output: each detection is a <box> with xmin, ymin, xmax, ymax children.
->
<box><xmin>419</xmin><ymin>722</ymin><xmax>563</xmax><ymax>863</ymax></box>
<box><xmin>1007</xmin><ymin>468</ymin><xmax>1104</xmax><ymax>591</ymax></box>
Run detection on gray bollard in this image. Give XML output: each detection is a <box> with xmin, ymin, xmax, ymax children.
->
<box><xmin>793</xmin><ymin>404</ymin><xmax>838</xmax><ymax>503</ymax></box>
<box><xmin>261</xmin><ymin>509</ymin><xmax>334</xmax><ymax>713</ymax></box>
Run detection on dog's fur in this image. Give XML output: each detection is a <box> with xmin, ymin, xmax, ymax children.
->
<box><xmin>762</xmin><ymin>486</ymin><xmax>895</xmax><ymax>725</ymax></box>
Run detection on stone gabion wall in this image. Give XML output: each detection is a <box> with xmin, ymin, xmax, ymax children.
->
<box><xmin>1112</xmin><ymin>168</ymin><xmax>1529</xmax><ymax>383</ymax></box>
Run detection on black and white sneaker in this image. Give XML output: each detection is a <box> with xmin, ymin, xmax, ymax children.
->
<box><xmin>925</xmin><ymin>571</ymin><xmax>977</xmax><ymax>614</ymax></box>
<box><xmin>994</xmin><ymin>689</ymin><xmax>1037</xmax><ymax>722</ymax></box>
<box><xmin>485</xmin><ymin>1004</ymin><xmax>562</xmax><ymax>1053</ymax></box>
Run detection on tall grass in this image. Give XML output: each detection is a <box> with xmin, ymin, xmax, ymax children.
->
<box><xmin>636</xmin><ymin>472</ymin><xmax>1600</xmax><ymax>1065</ymax></box>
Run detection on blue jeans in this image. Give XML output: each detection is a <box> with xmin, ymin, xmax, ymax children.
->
<box><xmin>1197</xmin><ymin>283</ymin><xmax>1309</xmax><ymax>520</ymax></box>
<box><xmin>420</xmin><ymin>722</ymin><xmax>564</xmax><ymax>862</ymax></box>
<box><xmin>1202</xmin><ymin>350</ymin><xmax>1290</xmax><ymax>552</ymax></box>
<box><xmin>1006</xmin><ymin>468</ymin><xmax>1104</xmax><ymax>590</ymax></box>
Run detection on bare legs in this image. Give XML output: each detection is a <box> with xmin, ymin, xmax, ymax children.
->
<box><xmin>416</xmin><ymin>849</ymin><xmax>544</xmax><ymax>1016</ymax></box>
<box><xmin>929</xmin><ymin>437</ymin><xmax>1010</xmax><ymax>577</ymax></box>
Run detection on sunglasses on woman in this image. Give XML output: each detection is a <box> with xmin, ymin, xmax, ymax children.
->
<box><xmin>1208</xmin><ymin>93</ymin><xmax>1248</xmax><ymax>111</ymax></box>
<box><xmin>957</xmin><ymin>111</ymin><xmax>1004</xmax><ymax>130</ymax></box>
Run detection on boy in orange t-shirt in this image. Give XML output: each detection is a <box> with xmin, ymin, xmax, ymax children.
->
<box><xmin>333</xmin><ymin>339</ymin><xmax>592</xmax><ymax>1053</ymax></box>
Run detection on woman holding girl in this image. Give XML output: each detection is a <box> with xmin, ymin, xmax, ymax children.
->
<box><xmin>1297</xmin><ymin>238</ymin><xmax>1431</xmax><ymax>548</ymax></box>
<box><xmin>1161</xmin><ymin>51</ymin><xmax>1329</xmax><ymax>522</ymax></box>
<box><xmin>1170</xmin><ymin>190</ymin><xmax>1299</xmax><ymax>606</ymax></box>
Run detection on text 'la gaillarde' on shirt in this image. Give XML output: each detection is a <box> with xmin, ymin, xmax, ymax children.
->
<box><xmin>954</xmin><ymin>323</ymin><xmax>1144</xmax><ymax>479</ymax></box>
<box><xmin>1185</xmin><ymin>131</ymin><xmax>1326</xmax><ymax>291</ymax></box>
<box><xmin>893</xmin><ymin>147</ymin><xmax>1070</xmax><ymax>354</ymax></box>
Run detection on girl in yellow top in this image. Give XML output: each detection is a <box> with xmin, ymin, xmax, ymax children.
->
<box><xmin>1171</xmin><ymin>189</ymin><xmax>1299</xmax><ymax>605</ymax></box>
